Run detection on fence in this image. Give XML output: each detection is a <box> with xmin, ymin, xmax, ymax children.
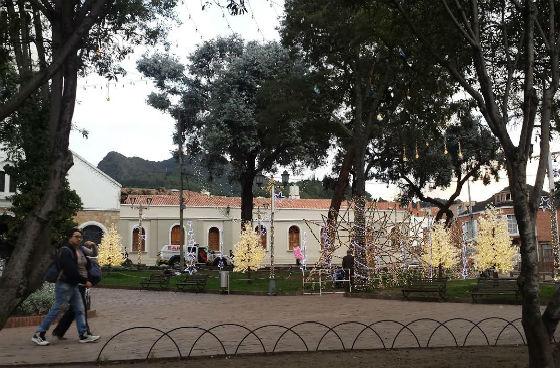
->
<box><xmin>96</xmin><ymin>317</ymin><xmax>544</xmax><ymax>363</ymax></box>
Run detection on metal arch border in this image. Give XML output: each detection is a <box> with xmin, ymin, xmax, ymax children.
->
<box><xmin>493</xmin><ymin>317</ymin><xmax>526</xmax><ymax>346</ymax></box>
<box><xmin>273</xmin><ymin>321</ymin><xmax>346</xmax><ymax>351</ymax></box>
<box><xmin>96</xmin><ymin>327</ymin><xmax>181</xmax><ymax>362</ymax></box>
<box><xmin>462</xmin><ymin>317</ymin><xmax>525</xmax><ymax>346</ymax></box>
<box><xmin>147</xmin><ymin>326</ymin><xmax>227</xmax><ymax>359</ymax></box>
<box><xmin>364</xmin><ymin>319</ymin><xmax>421</xmax><ymax>349</ymax></box>
<box><xmin>329</xmin><ymin>321</ymin><xmax>387</xmax><ymax>350</ymax></box>
<box><xmin>432</xmin><ymin>317</ymin><xmax>490</xmax><ymax>347</ymax></box>
<box><xmin>186</xmin><ymin>323</ymin><xmax>267</xmax><ymax>357</ymax></box>
<box><xmin>234</xmin><ymin>324</ymin><xmax>309</xmax><ymax>354</ymax></box>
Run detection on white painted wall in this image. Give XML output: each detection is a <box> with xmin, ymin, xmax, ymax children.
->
<box><xmin>67</xmin><ymin>152</ymin><xmax>121</xmax><ymax>210</ymax></box>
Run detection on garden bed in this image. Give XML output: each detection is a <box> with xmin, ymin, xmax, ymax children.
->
<box><xmin>5</xmin><ymin>309</ymin><xmax>97</xmax><ymax>329</ymax></box>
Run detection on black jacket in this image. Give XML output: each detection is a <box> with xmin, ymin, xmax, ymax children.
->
<box><xmin>58</xmin><ymin>245</ymin><xmax>89</xmax><ymax>285</ymax></box>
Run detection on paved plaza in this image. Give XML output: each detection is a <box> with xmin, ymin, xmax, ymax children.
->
<box><xmin>0</xmin><ymin>288</ymin><xmax>528</xmax><ymax>366</ymax></box>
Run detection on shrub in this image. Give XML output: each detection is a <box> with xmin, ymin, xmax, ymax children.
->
<box><xmin>14</xmin><ymin>283</ymin><xmax>55</xmax><ymax>316</ymax></box>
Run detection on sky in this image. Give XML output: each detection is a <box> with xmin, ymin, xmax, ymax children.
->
<box><xmin>69</xmin><ymin>0</ymin><xmax>560</xmax><ymax>203</ymax></box>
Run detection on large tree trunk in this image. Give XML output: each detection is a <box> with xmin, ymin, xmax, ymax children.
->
<box><xmin>0</xmin><ymin>3</ymin><xmax>80</xmax><ymax>329</ymax></box>
<box><xmin>239</xmin><ymin>169</ymin><xmax>255</xmax><ymax>229</ymax></box>
<box><xmin>509</xmin><ymin>164</ymin><xmax>554</xmax><ymax>368</ymax></box>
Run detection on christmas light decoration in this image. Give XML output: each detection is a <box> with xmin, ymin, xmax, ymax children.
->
<box><xmin>97</xmin><ymin>224</ymin><xmax>125</xmax><ymax>267</ymax></box>
<box><xmin>232</xmin><ymin>225</ymin><xmax>266</xmax><ymax>273</ymax></box>
<box><xmin>472</xmin><ymin>206</ymin><xmax>518</xmax><ymax>274</ymax></box>
<box><xmin>421</xmin><ymin>222</ymin><xmax>459</xmax><ymax>273</ymax></box>
<box><xmin>184</xmin><ymin>221</ymin><xmax>198</xmax><ymax>274</ymax></box>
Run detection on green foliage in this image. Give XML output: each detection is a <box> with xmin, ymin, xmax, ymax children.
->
<box><xmin>13</xmin><ymin>283</ymin><xmax>55</xmax><ymax>316</ymax></box>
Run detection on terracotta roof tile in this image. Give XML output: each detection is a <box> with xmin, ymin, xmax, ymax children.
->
<box><xmin>122</xmin><ymin>190</ymin><xmax>427</xmax><ymax>212</ymax></box>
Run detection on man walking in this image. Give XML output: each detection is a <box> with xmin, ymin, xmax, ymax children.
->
<box><xmin>32</xmin><ymin>228</ymin><xmax>99</xmax><ymax>345</ymax></box>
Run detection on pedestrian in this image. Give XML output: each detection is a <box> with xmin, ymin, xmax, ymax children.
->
<box><xmin>32</xmin><ymin>229</ymin><xmax>100</xmax><ymax>345</ymax></box>
<box><xmin>342</xmin><ymin>249</ymin><xmax>354</xmax><ymax>290</ymax></box>
<box><xmin>52</xmin><ymin>241</ymin><xmax>99</xmax><ymax>340</ymax></box>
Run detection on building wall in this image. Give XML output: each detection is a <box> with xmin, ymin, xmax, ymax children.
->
<box><xmin>119</xmin><ymin>204</ymin><xmax>419</xmax><ymax>266</ymax></box>
<box><xmin>74</xmin><ymin>210</ymin><xmax>119</xmax><ymax>233</ymax></box>
<box><xmin>67</xmin><ymin>153</ymin><xmax>121</xmax><ymax>211</ymax></box>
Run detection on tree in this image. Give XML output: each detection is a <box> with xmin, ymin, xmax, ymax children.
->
<box><xmin>232</xmin><ymin>225</ymin><xmax>265</xmax><ymax>277</ymax></box>
<box><xmin>421</xmin><ymin>222</ymin><xmax>459</xmax><ymax>273</ymax></box>
<box><xmin>473</xmin><ymin>207</ymin><xmax>518</xmax><ymax>274</ymax></box>
<box><xmin>392</xmin><ymin>0</ymin><xmax>560</xmax><ymax>365</ymax></box>
<box><xmin>0</xmin><ymin>0</ymin><xmax>182</xmax><ymax>330</ymax></box>
<box><xmin>98</xmin><ymin>225</ymin><xmax>125</xmax><ymax>267</ymax></box>
<box><xmin>138</xmin><ymin>37</ymin><xmax>335</xmax><ymax>225</ymax></box>
<box><xmin>372</xmin><ymin>106</ymin><xmax>502</xmax><ymax>226</ymax></box>
<box><xmin>281</xmin><ymin>0</ymin><xmax>462</xmax><ymax>285</ymax></box>
<box><xmin>0</xmin><ymin>0</ymin><xmax>247</xmax><ymax>332</ymax></box>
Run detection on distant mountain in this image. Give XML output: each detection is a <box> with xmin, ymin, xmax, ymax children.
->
<box><xmin>98</xmin><ymin>151</ymin><xmax>240</xmax><ymax>196</ymax></box>
<box><xmin>98</xmin><ymin>151</ymin><xmax>355</xmax><ymax>199</ymax></box>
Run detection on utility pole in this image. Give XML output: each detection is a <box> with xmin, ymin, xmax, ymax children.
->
<box><xmin>178</xmin><ymin>123</ymin><xmax>186</xmax><ymax>270</ymax></box>
<box><xmin>130</xmin><ymin>196</ymin><xmax>152</xmax><ymax>265</ymax></box>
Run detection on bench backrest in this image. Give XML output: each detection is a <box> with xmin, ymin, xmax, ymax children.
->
<box><xmin>407</xmin><ymin>278</ymin><xmax>447</xmax><ymax>286</ymax></box>
<box><xmin>476</xmin><ymin>278</ymin><xmax>518</xmax><ymax>290</ymax></box>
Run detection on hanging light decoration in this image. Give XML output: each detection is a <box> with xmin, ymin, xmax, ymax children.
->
<box><xmin>402</xmin><ymin>145</ymin><xmax>408</xmax><ymax>162</ymax></box>
<box><xmin>458</xmin><ymin>141</ymin><xmax>464</xmax><ymax>159</ymax></box>
<box><xmin>444</xmin><ymin>136</ymin><xmax>448</xmax><ymax>155</ymax></box>
<box><xmin>415</xmin><ymin>143</ymin><xmax>419</xmax><ymax>159</ymax></box>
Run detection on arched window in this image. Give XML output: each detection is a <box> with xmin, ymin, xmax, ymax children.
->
<box><xmin>132</xmin><ymin>227</ymin><xmax>145</xmax><ymax>252</ymax></box>
<box><xmin>208</xmin><ymin>227</ymin><xmax>220</xmax><ymax>251</ymax></box>
<box><xmin>170</xmin><ymin>225</ymin><xmax>184</xmax><ymax>245</ymax></box>
<box><xmin>83</xmin><ymin>225</ymin><xmax>104</xmax><ymax>245</ymax></box>
<box><xmin>288</xmin><ymin>225</ymin><xmax>300</xmax><ymax>250</ymax></box>
<box><xmin>255</xmin><ymin>225</ymin><xmax>267</xmax><ymax>249</ymax></box>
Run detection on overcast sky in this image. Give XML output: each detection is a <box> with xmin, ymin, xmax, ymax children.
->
<box><xmin>69</xmin><ymin>0</ymin><xmax>559</xmax><ymax>202</ymax></box>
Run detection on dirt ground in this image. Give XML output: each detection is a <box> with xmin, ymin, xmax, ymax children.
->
<box><xmin>0</xmin><ymin>288</ymin><xmax>531</xmax><ymax>366</ymax></box>
<box><xmin>45</xmin><ymin>346</ymin><xmax>529</xmax><ymax>368</ymax></box>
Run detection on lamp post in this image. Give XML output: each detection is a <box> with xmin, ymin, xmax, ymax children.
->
<box><xmin>130</xmin><ymin>196</ymin><xmax>152</xmax><ymax>266</ymax></box>
<box><xmin>256</xmin><ymin>170</ymin><xmax>289</xmax><ymax>295</ymax></box>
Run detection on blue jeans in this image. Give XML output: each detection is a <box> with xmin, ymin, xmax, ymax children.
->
<box><xmin>36</xmin><ymin>281</ymin><xmax>87</xmax><ymax>336</ymax></box>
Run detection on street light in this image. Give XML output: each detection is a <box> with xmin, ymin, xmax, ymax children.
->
<box><xmin>130</xmin><ymin>195</ymin><xmax>152</xmax><ymax>266</ymax></box>
<box><xmin>256</xmin><ymin>170</ymin><xmax>290</xmax><ymax>296</ymax></box>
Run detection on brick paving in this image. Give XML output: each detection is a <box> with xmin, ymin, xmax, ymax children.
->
<box><xmin>0</xmin><ymin>288</ymin><xmax>527</xmax><ymax>366</ymax></box>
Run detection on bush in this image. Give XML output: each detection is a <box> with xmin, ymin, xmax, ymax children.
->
<box><xmin>14</xmin><ymin>283</ymin><xmax>55</xmax><ymax>316</ymax></box>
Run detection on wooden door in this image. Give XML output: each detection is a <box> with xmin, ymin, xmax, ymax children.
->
<box><xmin>208</xmin><ymin>227</ymin><xmax>220</xmax><ymax>251</ymax></box>
<box><xmin>288</xmin><ymin>226</ymin><xmax>300</xmax><ymax>250</ymax></box>
<box><xmin>171</xmin><ymin>225</ymin><xmax>183</xmax><ymax>245</ymax></box>
<box><xmin>132</xmin><ymin>227</ymin><xmax>145</xmax><ymax>252</ymax></box>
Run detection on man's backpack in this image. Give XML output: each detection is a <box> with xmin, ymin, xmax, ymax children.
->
<box><xmin>44</xmin><ymin>247</ymin><xmax>65</xmax><ymax>283</ymax></box>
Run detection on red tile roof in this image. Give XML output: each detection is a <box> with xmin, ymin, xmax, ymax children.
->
<box><xmin>122</xmin><ymin>190</ymin><xmax>426</xmax><ymax>212</ymax></box>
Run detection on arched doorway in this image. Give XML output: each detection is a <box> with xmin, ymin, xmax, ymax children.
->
<box><xmin>208</xmin><ymin>227</ymin><xmax>220</xmax><ymax>251</ymax></box>
<box><xmin>255</xmin><ymin>225</ymin><xmax>267</xmax><ymax>249</ymax></box>
<box><xmin>82</xmin><ymin>224</ymin><xmax>104</xmax><ymax>245</ymax></box>
<box><xmin>170</xmin><ymin>225</ymin><xmax>184</xmax><ymax>245</ymax></box>
<box><xmin>288</xmin><ymin>225</ymin><xmax>300</xmax><ymax>250</ymax></box>
<box><xmin>132</xmin><ymin>227</ymin><xmax>146</xmax><ymax>252</ymax></box>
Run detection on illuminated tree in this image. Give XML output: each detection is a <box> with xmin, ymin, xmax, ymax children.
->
<box><xmin>473</xmin><ymin>207</ymin><xmax>518</xmax><ymax>274</ymax></box>
<box><xmin>232</xmin><ymin>225</ymin><xmax>266</xmax><ymax>274</ymax></box>
<box><xmin>422</xmin><ymin>222</ymin><xmax>459</xmax><ymax>272</ymax></box>
<box><xmin>98</xmin><ymin>225</ymin><xmax>125</xmax><ymax>267</ymax></box>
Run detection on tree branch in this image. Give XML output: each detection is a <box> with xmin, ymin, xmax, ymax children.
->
<box><xmin>28</xmin><ymin>0</ymin><xmax>55</xmax><ymax>22</ymax></box>
<box><xmin>0</xmin><ymin>0</ymin><xmax>109</xmax><ymax>122</ymax></box>
<box><xmin>439</xmin><ymin>0</ymin><xmax>477</xmax><ymax>46</ymax></box>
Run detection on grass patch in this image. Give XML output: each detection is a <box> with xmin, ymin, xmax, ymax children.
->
<box><xmin>98</xmin><ymin>271</ymin><xmax>558</xmax><ymax>304</ymax></box>
<box><xmin>99</xmin><ymin>268</ymin><xmax>303</xmax><ymax>294</ymax></box>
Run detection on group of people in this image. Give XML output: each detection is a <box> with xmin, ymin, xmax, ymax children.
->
<box><xmin>32</xmin><ymin>228</ymin><xmax>100</xmax><ymax>346</ymax></box>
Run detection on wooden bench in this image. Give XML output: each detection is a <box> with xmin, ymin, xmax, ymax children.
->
<box><xmin>176</xmin><ymin>274</ymin><xmax>209</xmax><ymax>293</ymax></box>
<box><xmin>139</xmin><ymin>272</ymin><xmax>170</xmax><ymax>290</ymax></box>
<box><xmin>401</xmin><ymin>278</ymin><xmax>448</xmax><ymax>301</ymax></box>
<box><xmin>471</xmin><ymin>278</ymin><xmax>520</xmax><ymax>303</ymax></box>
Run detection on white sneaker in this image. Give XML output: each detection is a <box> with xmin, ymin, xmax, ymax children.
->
<box><xmin>32</xmin><ymin>333</ymin><xmax>50</xmax><ymax>346</ymax></box>
<box><xmin>79</xmin><ymin>334</ymin><xmax>100</xmax><ymax>343</ymax></box>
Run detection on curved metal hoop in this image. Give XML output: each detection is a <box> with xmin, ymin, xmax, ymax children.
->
<box><xmin>96</xmin><ymin>327</ymin><xmax>181</xmax><ymax>362</ymax></box>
